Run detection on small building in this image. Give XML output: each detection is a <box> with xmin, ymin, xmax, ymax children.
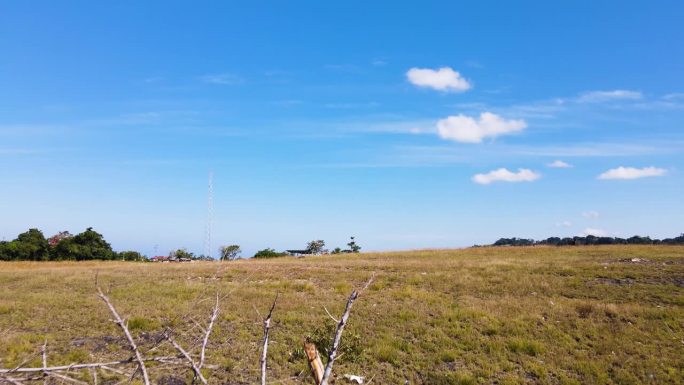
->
<box><xmin>286</xmin><ymin>249</ymin><xmax>312</xmax><ymax>257</ymax></box>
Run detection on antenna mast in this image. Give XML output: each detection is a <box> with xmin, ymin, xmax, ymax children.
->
<box><xmin>204</xmin><ymin>171</ymin><xmax>214</xmax><ymax>259</ymax></box>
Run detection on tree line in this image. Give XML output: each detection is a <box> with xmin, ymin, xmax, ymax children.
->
<box><xmin>489</xmin><ymin>233</ymin><xmax>684</xmax><ymax>247</ymax></box>
<box><xmin>0</xmin><ymin>228</ymin><xmax>145</xmax><ymax>261</ymax></box>
<box><xmin>224</xmin><ymin>237</ymin><xmax>362</xmax><ymax>260</ymax></box>
<box><xmin>1</xmin><ymin>228</ymin><xmax>363</xmax><ymax>261</ymax></box>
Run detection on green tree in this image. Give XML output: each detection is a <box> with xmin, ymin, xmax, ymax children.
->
<box><xmin>0</xmin><ymin>241</ymin><xmax>9</xmax><ymax>261</ymax></box>
<box><xmin>306</xmin><ymin>240</ymin><xmax>326</xmax><ymax>255</ymax></box>
<box><xmin>52</xmin><ymin>227</ymin><xmax>114</xmax><ymax>260</ymax></box>
<box><xmin>219</xmin><ymin>245</ymin><xmax>241</xmax><ymax>261</ymax></box>
<box><xmin>0</xmin><ymin>229</ymin><xmax>50</xmax><ymax>261</ymax></box>
<box><xmin>347</xmin><ymin>236</ymin><xmax>361</xmax><ymax>253</ymax></box>
<box><xmin>118</xmin><ymin>251</ymin><xmax>145</xmax><ymax>261</ymax></box>
<box><xmin>253</xmin><ymin>248</ymin><xmax>288</xmax><ymax>258</ymax></box>
<box><xmin>169</xmin><ymin>248</ymin><xmax>195</xmax><ymax>260</ymax></box>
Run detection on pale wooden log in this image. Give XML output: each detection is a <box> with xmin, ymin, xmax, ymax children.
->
<box><xmin>96</xmin><ymin>287</ymin><xmax>150</xmax><ymax>385</ymax></box>
<box><xmin>303</xmin><ymin>342</ymin><xmax>324</xmax><ymax>385</ymax></box>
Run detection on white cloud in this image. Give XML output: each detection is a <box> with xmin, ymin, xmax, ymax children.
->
<box><xmin>406</xmin><ymin>67</ymin><xmax>471</xmax><ymax>92</ymax></box>
<box><xmin>582</xmin><ymin>228</ymin><xmax>608</xmax><ymax>237</ymax></box>
<box><xmin>663</xmin><ymin>93</ymin><xmax>684</xmax><ymax>100</ymax></box>
<box><xmin>472</xmin><ymin>168</ymin><xmax>540</xmax><ymax>185</ymax></box>
<box><xmin>199</xmin><ymin>73</ymin><xmax>243</xmax><ymax>85</ymax></box>
<box><xmin>578</xmin><ymin>90</ymin><xmax>642</xmax><ymax>103</ymax></box>
<box><xmin>436</xmin><ymin>112</ymin><xmax>527</xmax><ymax>143</ymax></box>
<box><xmin>582</xmin><ymin>211</ymin><xmax>599</xmax><ymax>219</ymax></box>
<box><xmin>547</xmin><ymin>160</ymin><xmax>572</xmax><ymax>168</ymax></box>
<box><xmin>597</xmin><ymin>166</ymin><xmax>667</xmax><ymax>180</ymax></box>
<box><xmin>556</xmin><ymin>221</ymin><xmax>572</xmax><ymax>228</ymax></box>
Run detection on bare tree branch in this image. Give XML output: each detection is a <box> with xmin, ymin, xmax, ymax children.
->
<box><xmin>323</xmin><ymin>306</ymin><xmax>339</xmax><ymax>324</ymax></box>
<box><xmin>89</xmin><ymin>368</ymin><xmax>97</xmax><ymax>385</ymax></box>
<box><xmin>260</xmin><ymin>294</ymin><xmax>279</xmax><ymax>385</ymax></box>
<box><xmin>47</xmin><ymin>372</ymin><xmax>89</xmax><ymax>385</ymax></box>
<box><xmin>0</xmin><ymin>356</ymin><xmax>188</xmax><ymax>374</ymax></box>
<box><xmin>96</xmin><ymin>286</ymin><xmax>150</xmax><ymax>385</ymax></box>
<box><xmin>165</xmin><ymin>332</ymin><xmax>207</xmax><ymax>385</ymax></box>
<box><xmin>319</xmin><ymin>275</ymin><xmax>374</xmax><ymax>385</ymax></box>
<box><xmin>41</xmin><ymin>340</ymin><xmax>47</xmax><ymax>385</ymax></box>
<box><xmin>1</xmin><ymin>377</ymin><xmax>24</xmax><ymax>385</ymax></box>
<box><xmin>199</xmin><ymin>292</ymin><xmax>220</xmax><ymax>369</ymax></box>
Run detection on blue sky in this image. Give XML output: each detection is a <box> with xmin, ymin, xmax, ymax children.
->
<box><xmin>1</xmin><ymin>1</ymin><xmax>683</xmax><ymax>257</ymax></box>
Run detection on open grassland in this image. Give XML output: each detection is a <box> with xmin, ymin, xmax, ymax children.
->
<box><xmin>1</xmin><ymin>246</ymin><xmax>683</xmax><ymax>385</ymax></box>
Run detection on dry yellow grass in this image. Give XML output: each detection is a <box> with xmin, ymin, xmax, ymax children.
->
<box><xmin>1</xmin><ymin>245</ymin><xmax>683</xmax><ymax>384</ymax></box>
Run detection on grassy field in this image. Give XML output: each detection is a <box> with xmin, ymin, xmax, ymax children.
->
<box><xmin>1</xmin><ymin>246</ymin><xmax>683</xmax><ymax>385</ymax></box>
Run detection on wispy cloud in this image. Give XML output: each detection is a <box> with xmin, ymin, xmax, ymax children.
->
<box><xmin>663</xmin><ymin>93</ymin><xmax>684</xmax><ymax>100</ymax></box>
<box><xmin>472</xmin><ymin>168</ymin><xmax>540</xmax><ymax>185</ymax></box>
<box><xmin>199</xmin><ymin>73</ymin><xmax>244</xmax><ymax>85</ymax></box>
<box><xmin>371</xmin><ymin>59</ymin><xmax>387</xmax><ymax>67</ymax></box>
<box><xmin>577</xmin><ymin>90</ymin><xmax>643</xmax><ymax>103</ymax></box>
<box><xmin>598</xmin><ymin>166</ymin><xmax>667</xmax><ymax>180</ymax></box>
<box><xmin>556</xmin><ymin>221</ymin><xmax>572</xmax><ymax>227</ymax></box>
<box><xmin>582</xmin><ymin>211</ymin><xmax>600</xmax><ymax>219</ymax></box>
<box><xmin>406</xmin><ymin>67</ymin><xmax>472</xmax><ymax>92</ymax></box>
<box><xmin>547</xmin><ymin>160</ymin><xmax>572</xmax><ymax>168</ymax></box>
<box><xmin>436</xmin><ymin>112</ymin><xmax>526</xmax><ymax>143</ymax></box>
<box><xmin>582</xmin><ymin>228</ymin><xmax>608</xmax><ymax>236</ymax></box>
<box><xmin>514</xmin><ymin>143</ymin><xmax>666</xmax><ymax>157</ymax></box>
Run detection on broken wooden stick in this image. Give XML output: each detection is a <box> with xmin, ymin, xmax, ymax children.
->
<box><xmin>304</xmin><ymin>342</ymin><xmax>324</xmax><ymax>385</ymax></box>
<box><xmin>96</xmin><ymin>286</ymin><xmax>150</xmax><ymax>385</ymax></box>
<box><xmin>260</xmin><ymin>294</ymin><xmax>279</xmax><ymax>385</ymax></box>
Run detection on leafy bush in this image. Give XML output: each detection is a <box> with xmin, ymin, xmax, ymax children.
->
<box><xmin>253</xmin><ymin>248</ymin><xmax>289</xmax><ymax>258</ymax></box>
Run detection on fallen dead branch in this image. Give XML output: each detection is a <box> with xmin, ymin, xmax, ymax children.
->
<box><xmin>164</xmin><ymin>331</ymin><xmax>208</xmax><ymax>385</ymax></box>
<box><xmin>0</xmin><ymin>356</ymin><xmax>189</xmax><ymax>374</ymax></box>
<box><xmin>1</xmin><ymin>273</ymin><xmax>377</xmax><ymax>385</ymax></box>
<box><xmin>96</xmin><ymin>286</ymin><xmax>150</xmax><ymax>385</ymax></box>
<box><xmin>199</xmin><ymin>292</ymin><xmax>220</xmax><ymax>370</ymax></box>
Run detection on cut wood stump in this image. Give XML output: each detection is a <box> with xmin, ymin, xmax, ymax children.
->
<box><xmin>304</xmin><ymin>342</ymin><xmax>324</xmax><ymax>385</ymax></box>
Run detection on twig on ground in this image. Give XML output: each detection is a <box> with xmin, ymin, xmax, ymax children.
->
<box><xmin>1</xmin><ymin>377</ymin><xmax>24</xmax><ymax>385</ymax></box>
<box><xmin>165</xmin><ymin>331</ymin><xmax>207</xmax><ymax>385</ymax></box>
<box><xmin>199</xmin><ymin>292</ymin><xmax>220</xmax><ymax>369</ymax></box>
<box><xmin>41</xmin><ymin>340</ymin><xmax>47</xmax><ymax>385</ymax></box>
<box><xmin>47</xmin><ymin>372</ymin><xmax>88</xmax><ymax>385</ymax></box>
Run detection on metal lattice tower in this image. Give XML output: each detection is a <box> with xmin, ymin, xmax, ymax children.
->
<box><xmin>203</xmin><ymin>171</ymin><xmax>214</xmax><ymax>259</ymax></box>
